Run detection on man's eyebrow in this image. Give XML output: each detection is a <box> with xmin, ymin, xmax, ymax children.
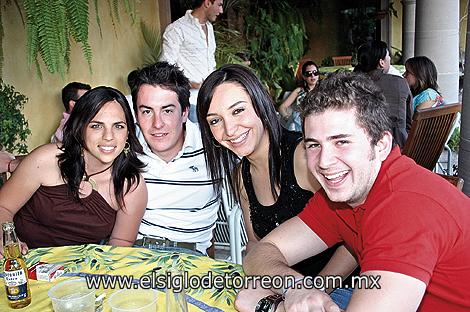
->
<box><xmin>138</xmin><ymin>104</ymin><xmax>176</xmax><ymax>110</ymax></box>
<box><xmin>206</xmin><ymin>100</ymin><xmax>246</xmax><ymax>117</ymax></box>
<box><xmin>137</xmin><ymin>104</ymin><xmax>152</xmax><ymax>110</ymax></box>
<box><xmin>161</xmin><ymin>104</ymin><xmax>176</xmax><ymax>109</ymax></box>
<box><xmin>304</xmin><ymin>134</ymin><xmax>353</xmax><ymax>142</ymax></box>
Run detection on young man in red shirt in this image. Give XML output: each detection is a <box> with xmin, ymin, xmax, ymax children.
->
<box><xmin>237</xmin><ymin>71</ymin><xmax>470</xmax><ymax>312</ymax></box>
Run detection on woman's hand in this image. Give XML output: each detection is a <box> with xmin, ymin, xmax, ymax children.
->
<box><xmin>0</xmin><ymin>239</ymin><xmax>29</xmax><ymax>258</ymax></box>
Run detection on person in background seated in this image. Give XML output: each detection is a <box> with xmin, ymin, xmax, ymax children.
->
<box><xmin>237</xmin><ymin>71</ymin><xmax>470</xmax><ymax>312</ymax></box>
<box><xmin>0</xmin><ymin>151</ymin><xmax>20</xmax><ymax>174</ymax></box>
<box><xmin>197</xmin><ymin>64</ymin><xmax>357</xmax><ymax>294</ymax></box>
<box><xmin>0</xmin><ymin>87</ymin><xmax>147</xmax><ymax>253</ymax></box>
<box><xmin>404</xmin><ymin>56</ymin><xmax>446</xmax><ymax>112</ymax></box>
<box><xmin>128</xmin><ymin>62</ymin><xmax>219</xmax><ymax>256</ymax></box>
<box><xmin>159</xmin><ymin>0</ymin><xmax>224</xmax><ymax>123</ymax></box>
<box><xmin>278</xmin><ymin>60</ymin><xmax>320</xmax><ymax>132</ymax></box>
<box><xmin>354</xmin><ymin>40</ymin><xmax>413</xmax><ymax>149</ymax></box>
<box><xmin>52</xmin><ymin>82</ymin><xmax>91</xmax><ymax>143</ymax></box>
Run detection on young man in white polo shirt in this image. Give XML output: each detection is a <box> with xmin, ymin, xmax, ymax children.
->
<box><xmin>128</xmin><ymin>62</ymin><xmax>219</xmax><ymax>255</ymax></box>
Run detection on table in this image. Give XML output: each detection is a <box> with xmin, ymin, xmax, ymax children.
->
<box><xmin>0</xmin><ymin>244</ymin><xmax>244</xmax><ymax>311</ymax></box>
<box><xmin>321</xmin><ymin>64</ymin><xmax>405</xmax><ymax>74</ymax></box>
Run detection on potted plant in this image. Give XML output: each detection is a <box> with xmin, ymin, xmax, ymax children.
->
<box><xmin>0</xmin><ymin>81</ymin><xmax>30</xmax><ymax>154</ymax></box>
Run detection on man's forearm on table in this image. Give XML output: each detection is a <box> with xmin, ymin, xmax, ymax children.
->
<box><xmin>244</xmin><ymin>241</ymin><xmax>303</xmax><ymax>285</ymax></box>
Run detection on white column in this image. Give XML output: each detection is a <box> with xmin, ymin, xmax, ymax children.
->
<box><xmin>401</xmin><ymin>0</ymin><xmax>416</xmax><ymax>61</ymax></box>
<box><xmin>415</xmin><ymin>0</ymin><xmax>459</xmax><ymax>103</ymax></box>
<box><xmin>458</xmin><ymin>2</ymin><xmax>470</xmax><ymax>195</ymax></box>
<box><xmin>380</xmin><ymin>0</ymin><xmax>391</xmax><ymax>44</ymax></box>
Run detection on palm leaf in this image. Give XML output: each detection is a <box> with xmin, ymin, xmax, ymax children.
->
<box><xmin>93</xmin><ymin>0</ymin><xmax>103</xmax><ymax>38</ymax></box>
<box><xmin>140</xmin><ymin>20</ymin><xmax>162</xmax><ymax>65</ymax></box>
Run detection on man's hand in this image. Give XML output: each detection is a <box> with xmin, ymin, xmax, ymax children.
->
<box><xmin>0</xmin><ymin>151</ymin><xmax>15</xmax><ymax>173</ymax></box>
<box><xmin>284</xmin><ymin>288</ymin><xmax>341</xmax><ymax>312</ymax></box>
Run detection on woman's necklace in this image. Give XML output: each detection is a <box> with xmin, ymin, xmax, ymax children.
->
<box><xmin>82</xmin><ymin>163</ymin><xmax>113</xmax><ymax>191</ymax></box>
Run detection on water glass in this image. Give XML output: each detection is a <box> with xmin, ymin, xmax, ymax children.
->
<box><xmin>108</xmin><ymin>288</ymin><xmax>158</xmax><ymax>312</ymax></box>
<box><xmin>48</xmin><ymin>278</ymin><xmax>95</xmax><ymax>312</ymax></box>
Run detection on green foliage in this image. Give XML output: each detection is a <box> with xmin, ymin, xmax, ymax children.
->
<box><xmin>140</xmin><ymin>20</ymin><xmax>162</xmax><ymax>65</ymax></box>
<box><xmin>0</xmin><ymin>81</ymin><xmax>30</xmax><ymax>154</ymax></box>
<box><xmin>23</xmin><ymin>0</ymin><xmax>89</xmax><ymax>78</ymax></box>
<box><xmin>0</xmin><ymin>0</ymin><xmax>137</xmax><ymax>79</ymax></box>
<box><xmin>244</xmin><ymin>0</ymin><xmax>307</xmax><ymax>100</ymax></box>
<box><xmin>448</xmin><ymin>127</ymin><xmax>460</xmax><ymax>152</ymax></box>
<box><xmin>321</xmin><ymin>56</ymin><xmax>333</xmax><ymax>67</ymax></box>
<box><xmin>214</xmin><ymin>22</ymin><xmax>248</xmax><ymax>68</ymax></box>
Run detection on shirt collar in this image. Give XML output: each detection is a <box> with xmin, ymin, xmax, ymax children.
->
<box><xmin>355</xmin><ymin>146</ymin><xmax>402</xmax><ymax>211</ymax></box>
<box><xmin>186</xmin><ymin>10</ymin><xmax>207</xmax><ymax>26</ymax></box>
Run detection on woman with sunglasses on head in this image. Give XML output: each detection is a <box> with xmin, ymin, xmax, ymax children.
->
<box><xmin>0</xmin><ymin>86</ymin><xmax>148</xmax><ymax>255</ymax></box>
<box><xmin>197</xmin><ymin>64</ymin><xmax>357</xmax><ymax>287</ymax></box>
<box><xmin>279</xmin><ymin>60</ymin><xmax>320</xmax><ymax>132</ymax></box>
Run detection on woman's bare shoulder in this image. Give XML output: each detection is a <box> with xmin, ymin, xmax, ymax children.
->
<box><xmin>21</xmin><ymin>143</ymin><xmax>63</xmax><ymax>170</ymax></box>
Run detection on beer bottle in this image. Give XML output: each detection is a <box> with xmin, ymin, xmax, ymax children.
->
<box><xmin>2</xmin><ymin>221</ymin><xmax>31</xmax><ymax>308</ymax></box>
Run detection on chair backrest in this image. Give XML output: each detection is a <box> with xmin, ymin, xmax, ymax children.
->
<box><xmin>213</xmin><ymin>175</ymin><xmax>248</xmax><ymax>264</ymax></box>
<box><xmin>332</xmin><ymin>56</ymin><xmax>352</xmax><ymax>66</ymax></box>
<box><xmin>402</xmin><ymin>103</ymin><xmax>461</xmax><ymax>171</ymax></box>
<box><xmin>437</xmin><ymin>173</ymin><xmax>464</xmax><ymax>191</ymax></box>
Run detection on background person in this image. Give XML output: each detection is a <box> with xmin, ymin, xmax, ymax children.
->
<box><xmin>197</xmin><ymin>64</ymin><xmax>357</xmax><ymax>278</ymax></box>
<box><xmin>0</xmin><ymin>87</ymin><xmax>147</xmax><ymax>253</ymax></box>
<box><xmin>354</xmin><ymin>40</ymin><xmax>413</xmax><ymax>149</ymax></box>
<box><xmin>404</xmin><ymin>56</ymin><xmax>446</xmax><ymax>111</ymax></box>
<box><xmin>52</xmin><ymin>81</ymin><xmax>91</xmax><ymax>143</ymax></box>
<box><xmin>160</xmin><ymin>0</ymin><xmax>223</xmax><ymax>123</ymax></box>
<box><xmin>0</xmin><ymin>151</ymin><xmax>19</xmax><ymax>174</ymax></box>
<box><xmin>128</xmin><ymin>62</ymin><xmax>219</xmax><ymax>256</ymax></box>
<box><xmin>237</xmin><ymin>71</ymin><xmax>470</xmax><ymax>312</ymax></box>
<box><xmin>278</xmin><ymin>60</ymin><xmax>320</xmax><ymax>132</ymax></box>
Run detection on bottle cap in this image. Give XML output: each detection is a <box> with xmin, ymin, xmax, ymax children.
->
<box><xmin>2</xmin><ymin>221</ymin><xmax>14</xmax><ymax>231</ymax></box>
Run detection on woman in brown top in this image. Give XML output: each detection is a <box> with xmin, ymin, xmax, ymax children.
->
<box><xmin>0</xmin><ymin>87</ymin><xmax>148</xmax><ymax>253</ymax></box>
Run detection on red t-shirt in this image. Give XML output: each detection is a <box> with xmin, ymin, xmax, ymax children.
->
<box><xmin>299</xmin><ymin>147</ymin><xmax>470</xmax><ymax>311</ymax></box>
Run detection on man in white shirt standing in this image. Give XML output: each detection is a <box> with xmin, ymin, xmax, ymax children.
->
<box><xmin>160</xmin><ymin>0</ymin><xmax>223</xmax><ymax>123</ymax></box>
<box><xmin>127</xmin><ymin>62</ymin><xmax>219</xmax><ymax>256</ymax></box>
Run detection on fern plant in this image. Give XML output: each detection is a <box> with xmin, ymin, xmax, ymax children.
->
<box><xmin>0</xmin><ymin>0</ymin><xmax>136</xmax><ymax>79</ymax></box>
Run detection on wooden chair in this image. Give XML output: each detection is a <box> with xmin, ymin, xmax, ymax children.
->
<box><xmin>332</xmin><ymin>55</ymin><xmax>352</xmax><ymax>66</ymax></box>
<box><xmin>437</xmin><ymin>173</ymin><xmax>464</xmax><ymax>191</ymax></box>
<box><xmin>402</xmin><ymin>103</ymin><xmax>461</xmax><ymax>171</ymax></box>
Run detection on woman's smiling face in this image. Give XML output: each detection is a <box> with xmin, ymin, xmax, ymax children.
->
<box><xmin>206</xmin><ymin>82</ymin><xmax>265</xmax><ymax>157</ymax></box>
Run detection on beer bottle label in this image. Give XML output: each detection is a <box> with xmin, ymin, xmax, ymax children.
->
<box><xmin>4</xmin><ymin>269</ymin><xmax>29</xmax><ymax>301</ymax></box>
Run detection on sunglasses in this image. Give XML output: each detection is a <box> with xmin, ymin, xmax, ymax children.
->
<box><xmin>303</xmin><ymin>70</ymin><xmax>320</xmax><ymax>77</ymax></box>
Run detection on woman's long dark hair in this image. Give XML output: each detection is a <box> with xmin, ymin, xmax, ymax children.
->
<box><xmin>58</xmin><ymin>86</ymin><xmax>145</xmax><ymax>209</ymax></box>
<box><xmin>405</xmin><ymin>56</ymin><xmax>440</xmax><ymax>96</ymax></box>
<box><xmin>197</xmin><ymin>64</ymin><xmax>283</xmax><ymax>201</ymax></box>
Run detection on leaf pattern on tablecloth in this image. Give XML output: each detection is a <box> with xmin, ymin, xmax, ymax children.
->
<box><xmin>3</xmin><ymin>244</ymin><xmax>242</xmax><ymax>311</ymax></box>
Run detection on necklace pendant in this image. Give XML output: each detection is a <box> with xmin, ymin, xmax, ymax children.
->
<box><xmin>82</xmin><ymin>175</ymin><xmax>97</xmax><ymax>191</ymax></box>
<box><xmin>87</xmin><ymin>177</ymin><xmax>98</xmax><ymax>190</ymax></box>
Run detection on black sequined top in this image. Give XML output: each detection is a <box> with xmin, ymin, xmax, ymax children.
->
<box><xmin>241</xmin><ymin>129</ymin><xmax>314</xmax><ymax>239</ymax></box>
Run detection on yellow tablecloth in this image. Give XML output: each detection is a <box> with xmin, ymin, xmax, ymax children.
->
<box><xmin>0</xmin><ymin>244</ymin><xmax>244</xmax><ymax>311</ymax></box>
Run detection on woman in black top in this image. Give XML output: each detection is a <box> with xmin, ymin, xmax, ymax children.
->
<box><xmin>197</xmin><ymin>64</ymin><xmax>356</xmax><ymax>276</ymax></box>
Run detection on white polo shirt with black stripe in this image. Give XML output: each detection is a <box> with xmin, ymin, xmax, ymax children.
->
<box><xmin>136</xmin><ymin>120</ymin><xmax>219</xmax><ymax>253</ymax></box>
